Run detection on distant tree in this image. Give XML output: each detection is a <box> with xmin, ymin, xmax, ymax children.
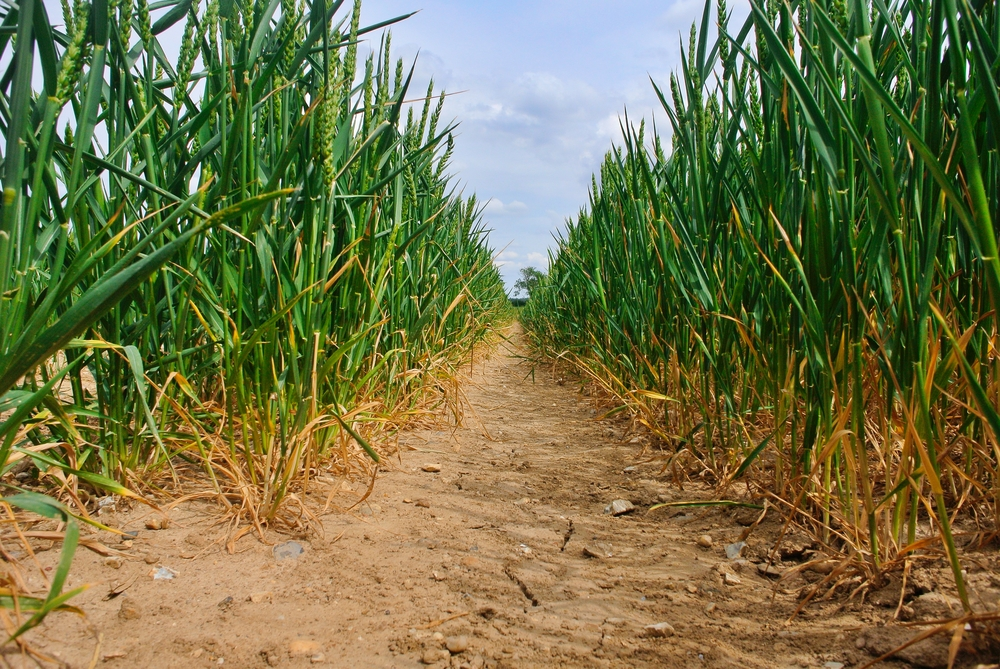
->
<box><xmin>513</xmin><ymin>266</ymin><xmax>546</xmax><ymax>299</ymax></box>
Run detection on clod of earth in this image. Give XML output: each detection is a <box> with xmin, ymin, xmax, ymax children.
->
<box><xmin>288</xmin><ymin>639</ymin><xmax>321</xmax><ymax>657</ymax></box>
<box><xmin>445</xmin><ymin>636</ymin><xmax>469</xmax><ymax>653</ymax></box>
<box><xmin>118</xmin><ymin>599</ymin><xmax>141</xmax><ymax>621</ymax></box>
<box><xmin>422</xmin><ymin>464</ymin><xmax>443</xmax><ymax>473</ymax></box>
<box><xmin>643</xmin><ymin>622</ymin><xmax>675</xmax><ymax>638</ymax></box>
<box><xmin>910</xmin><ymin>591</ymin><xmax>962</xmax><ymax>620</ymax></box>
<box><xmin>856</xmin><ymin>627</ymin><xmax>954</xmax><ymax>668</ymax></box>
<box><xmin>422</xmin><ymin>648</ymin><xmax>450</xmax><ymax>664</ymax></box>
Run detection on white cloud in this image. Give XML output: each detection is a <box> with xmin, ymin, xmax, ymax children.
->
<box><xmin>484</xmin><ymin>199</ymin><xmax>529</xmax><ymax>216</ymax></box>
<box><xmin>596</xmin><ymin>112</ymin><xmax>627</xmax><ymax>141</ymax></box>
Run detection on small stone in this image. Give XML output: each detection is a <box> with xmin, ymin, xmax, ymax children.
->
<box><xmin>310</xmin><ymin>654</ymin><xmax>325</xmax><ymax>664</ymax></box>
<box><xmin>756</xmin><ymin>563</ymin><xmax>782</xmax><ymax>578</ymax></box>
<box><xmin>704</xmin><ymin>603</ymin><xmax>717</xmax><ymax>614</ymax></box>
<box><xmin>686</xmin><ymin>585</ymin><xmax>698</xmax><ymax>594</ymax></box>
<box><xmin>403</xmin><ymin>498</ymin><xmax>413</xmax><ymax>504</ymax></box>
<box><xmin>144</xmin><ymin>517</ymin><xmax>168</xmax><ymax>530</ymax></box>
<box><xmin>143</xmin><ymin>553</ymin><xmax>159</xmax><ymax>565</ymax></box>
<box><xmin>104</xmin><ymin>557</ymin><xmax>123</xmax><ymax>569</ymax></box>
<box><xmin>855</xmin><ymin>636</ymin><xmax>867</xmax><ymax>650</ymax></box>
<box><xmin>723</xmin><ymin>573</ymin><xmax>742</xmax><ymax>586</ymax></box>
<box><xmin>643</xmin><ymin>622</ymin><xmax>675</xmax><ymax>638</ymax></box>
<box><xmin>151</xmin><ymin>566</ymin><xmax>176</xmax><ymax>580</ymax></box>
<box><xmin>289</xmin><ymin>639</ymin><xmax>321</xmax><ymax>657</ymax></box>
<box><xmin>422</xmin><ymin>464</ymin><xmax>442</xmax><ymax>473</ymax></box>
<box><xmin>249</xmin><ymin>591</ymin><xmax>273</xmax><ymax>604</ymax></box>
<box><xmin>605</xmin><ymin>499</ymin><xmax>636</xmax><ymax>516</ymax></box>
<box><xmin>824</xmin><ymin>663</ymin><xmax>845</xmax><ymax>669</ymax></box>
<box><xmin>422</xmin><ymin>648</ymin><xmax>450</xmax><ymax>664</ymax></box>
<box><xmin>191</xmin><ymin>649</ymin><xmax>204</xmax><ymax>658</ymax></box>
<box><xmin>445</xmin><ymin>636</ymin><xmax>469</xmax><ymax>654</ymax></box>
<box><xmin>623</xmin><ymin>466</ymin><xmax>637</xmax><ymax>473</ymax></box>
<box><xmin>696</xmin><ymin>535</ymin><xmax>713</xmax><ymax>549</ymax></box>
<box><xmin>725</xmin><ymin>541</ymin><xmax>747</xmax><ymax>559</ymax></box>
<box><xmin>218</xmin><ymin>596</ymin><xmax>234</xmax><ymax>610</ymax></box>
<box><xmin>415</xmin><ymin>499</ymin><xmax>431</xmax><ymax>508</ymax></box>
<box><xmin>273</xmin><ymin>541</ymin><xmax>305</xmax><ymax>561</ymax></box>
<box><xmin>432</xmin><ymin>571</ymin><xmax>447</xmax><ymax>581</ymax></box>
<box><xmin>808</xmin><ymin>560</ymin><xmax>835</xmax><ymax>574</ymax></box>
<box><xmin>583</xmin><ymin>546</ymin><xmax>608</xmax><ymax>559</ymax></box>
<box><xmin>118</xmin><ymin>599</ymin><xmax>141</xmax><ymax>620</ymax></box>
<box><xmin>460</xmin><ymin>556</ymin><xmax>481</xmax><ymax>568</ymax></box>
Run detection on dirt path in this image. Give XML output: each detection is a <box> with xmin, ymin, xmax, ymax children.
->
<box><xmin>16</xmin><ymin>326</ymin><xmax>985</xmax><ymax>668</ymax></box>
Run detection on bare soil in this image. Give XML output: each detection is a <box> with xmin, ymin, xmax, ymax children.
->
<box><xmin>8</xmin><ymin>326</ymin><xmax>998</xmax><ymax>668</ymax></box>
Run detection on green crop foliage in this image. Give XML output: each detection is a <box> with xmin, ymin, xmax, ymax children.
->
<box><xmin>525</xmin><ymin>0</ymin><xmax>1000</xmax><ymax>609</ymax></box>
<box><xmin>0</xmin><ymin>0</ymin><xmax>508</xmax><ymax>631</ymax></box>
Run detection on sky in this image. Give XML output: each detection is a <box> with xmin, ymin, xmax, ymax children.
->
<box><xmin>358</xmin><ymin>0</ymin><xmax>750</xmax><ymax>291</ymax></box>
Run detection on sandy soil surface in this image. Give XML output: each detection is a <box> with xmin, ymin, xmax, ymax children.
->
<box><xmin>7</xmin><ymin>326</ymin><xmax>997</xmax><ymax>668</ymax></box>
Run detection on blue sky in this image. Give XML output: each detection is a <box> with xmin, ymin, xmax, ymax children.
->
<box><xmin>360</xmin><ymin>0</ymin><xmax>750</xmax><ymax>290</ymax></box>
